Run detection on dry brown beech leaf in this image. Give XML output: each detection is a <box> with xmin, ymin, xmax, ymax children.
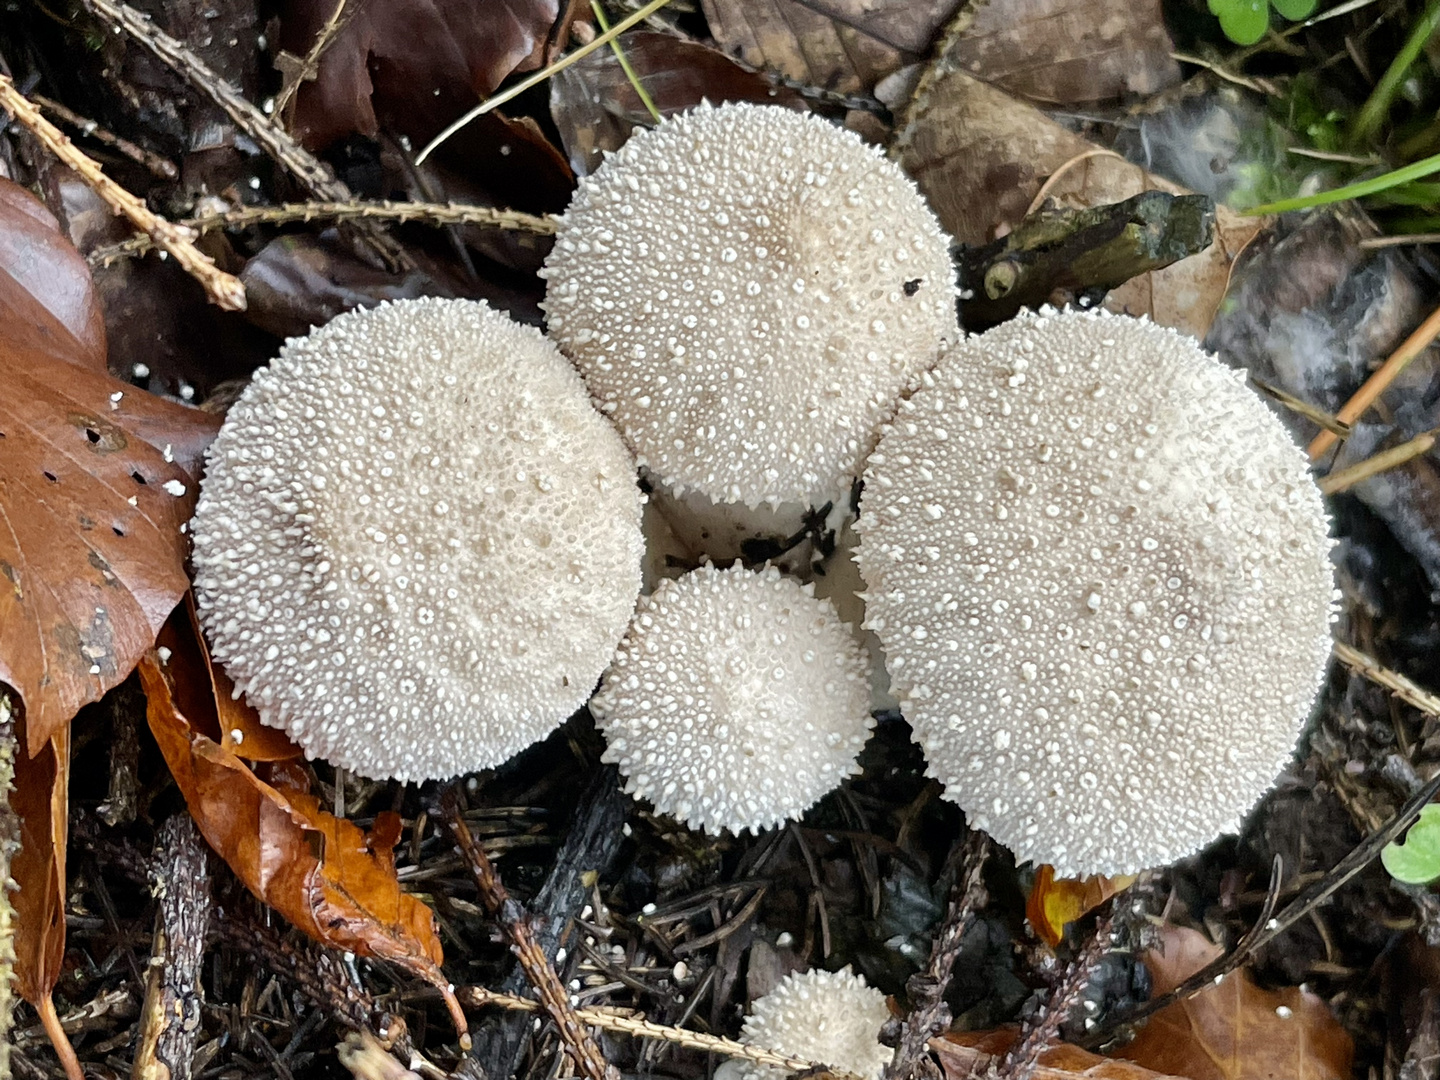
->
<box><xmin>938</xmin><ymin>0</ymin><xmax>1179</xmax><ymax>106</ymax></box>
<box><xmin>137</xmin><ymin>614</ymin><xmax>466</xmax><ymax>1038</ymax></box>
<box><xmin>11</xmin><ymin>719</ymin><xmax>69</xmax><ymax>1010</ymax></box>
<box><xmin>550</xmin><ymin>32</ymin><xmax>807</xmax><ymax>175</ymax></box>
<box><xmin>933</xmin><ymin>1027</ymin><xmax>1188</xmax><ymax>1080</ymax></box>
<box><xmin>1117</xmin><ymin>926</ymin><xmax>1353</xmax><ymax>1080</ymax></box>
<box><xmin>280</xmin><ymin>0</ymin><xmax>570</xmax><ymax>150</ymax></box>
<box><xmin>0</xmin><ymin>185</ymin><xmax>221</xmax><ymax>757</ymax></box>
<box><xmin>701</xmin><ymin>0</ymin><xmax>961</xmax><ymax>95</ymax></box>
<box><xmin>0</xmin><ymin>179</ymin><xmax>105</xmax><ymax>372</ymax></box>
<box><xmin>896</xmin><ymin>71</ymin><xmax>1262</xmax><ymax>338</ymax></box>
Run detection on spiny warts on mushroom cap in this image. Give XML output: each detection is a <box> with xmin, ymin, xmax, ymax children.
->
<box><xmin>591</xmin><ymin>564</ymin><xmax>874</xmax><ymax>834</ymax></box>
<box><xmin>190</xmin><ymin>298</ymin><xmax>645</xmax><ymax>783</ymax></box>
<box><xmin>721</xmin><ymin>967</ymin><xmax>892</xmax><ymax>1080</ymax></box>
<box><xmin>540</xmin><ymin>101</ymin><xmax>960</xmax><ymax>512</ymax></box>
<box><xmin>857</xmin><ymin>307</ymin><xmax>1335</xmax><ymax>877</ymax></box>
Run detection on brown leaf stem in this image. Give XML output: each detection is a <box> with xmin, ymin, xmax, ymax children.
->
<box><xmin>34</xmin><ymin>994</ymin><xmax>83</xmax><ymax>1080</ymax></box>
<box><xmin>441</xmin><ymin>789</ymin><xmax>616</xmax><ymax>1080</ymax></box>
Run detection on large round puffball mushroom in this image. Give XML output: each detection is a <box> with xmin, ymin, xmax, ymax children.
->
<box><xmin>857</xmin><ymin>307</ymin><xmax>1335</xmax><ymax>877</ymax></box>
<box><xmin>541</xmin><ymin>102</ymin><xmax>959</xmax><ymax>557</ymax></box>
<box><xmin>715</xmin><ymin>967</ymin><xmax>892</xmax><ymax>1080</ymax></box>
<box><xmin>591</xmin><ymin>564</ymin><xmax>873</xmax><ymax>834</ymax></box>
<box><xmin>191</xmin><ymin>298</ymin><xmax>645</xmax><ymax>783</ymax></box>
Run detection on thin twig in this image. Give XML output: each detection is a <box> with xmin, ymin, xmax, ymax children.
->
<box><xmin>441</xmin><ymin>790</ymin><xmax>617</xmax><ymax>1080</ymax></box>
<box><xmin>416</xmin><ymin>0</ymin><xmax>675</xmax><ymax>164</ymax></box>
<box><xmin>31</xmin><ymin>92</ymin><xmax>178</xmax><ymax>178</ymax></box>
<box><xmin>1318</xmin><ymin>430</ymin><xmax>1439</xmax><ymax>494</ymax></box>
<box><xmin>886</xmin><ymin>832</ymin><xmax>990</xmax><ymax>1080</ymax></box>
<box><xmin>1086</xmin><ymin>771</ymin><xmax>1440</xmax><ymax>1047</ymax></box>
<box><xmin>78</xmin><ymin>0</ymin><xmax>406</xmax><ymax>269</ymax></box>
<box><xmin>88</xmin><ymin>199</ymin><xmax>556</xmax><ymax>265</ymax></box>
<box><xmin>1001</xmin><ymin>910</ymin><xmax>1116</xmax><ymax>1079</ymax></box>
<box><xmin>272</xmin><ymin>0</ymin><xmax>351</xmax><ymax>122</ymax></box>
<box><xmin>1249</xmin><ymin>378</ymin><xmax>1351</xmax><ymax>438</ymax></box>
<box><xmin>1334</xmin><ymin>642</ymin><xmax>1440</xmax><ymax>720</ymax></box>
<box><xmin>460</xmin><ymin>985</ymin><xmax>869</xmax><ymax>1080</ymax></box>
<box><xmin>0</xmin><ymin>73</ymin><xmax>246</xmax><ymax>310</ymax></box>
<box><xmin>1309</xmin><ymin>300</ymin><xmax>1440</xmax><ymax>459</ymax></box>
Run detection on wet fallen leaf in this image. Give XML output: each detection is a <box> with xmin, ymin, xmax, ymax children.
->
<box><xmin>137</xmin><ymin>615</ymin><xmax>466</xmax><ymax>1038</ymax></box>
<box><xmin>11</xmin><ymin>715</ymin><xmax>81</xmax><ymax>1079</ymax></box>
<box><xmin>937</xmin><ymin>0</ymin><xmax>1178</xmax><ymax>106</ymax></box>
<box><xmin>178</xmin><ymin>595</ymin><xmax>303</xmax><ymax>763</ymax></box>
<box><xmin>0</xmin><ymin>179</ymin><xmax>105</xmax><ymax>370</ymax></box>
<box><xmin>550</xmin><ymin>32</ymin><xmax>806</xmax><ymax>175</ymax></box>
<box><xmin>897</xmin><ymin>71</ymin><xmax>1262</xmax><ymax>338</ymax></box>
<box><xmin>1117</xmin><ymin>925</ymin><xmax>1353</xmax><ymax>1080</ymax></box>
<box><xmin>1026</xmin><ymin>865</ymin><xmax>1135</xmax><ymax>947</ymax></box>
<box><xmin>280</xmin><ymin>0</ymin><xmax>571</xmax><ymax>150</ymax></box>
<box><xmin>701</xmin><ymin>0</ymin><xmax>960</xmax><ymax>94</ymax></box>
<box><xmin>933</xmin><ymin>1027</ymin><xmax>1187</xmax><ymax>1080</ymax></box>
<box><xmin>0</xmin><ymin>181</ymin><xmax>222</xmax><ymax>756</ymax></box>
<box><xmin>11</xmin><ymin>720</ymin><xmax>68</xmax><ymax>1006</ymax></box>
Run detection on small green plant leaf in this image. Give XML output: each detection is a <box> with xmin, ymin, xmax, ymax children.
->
<box><xmin>1269</xmin><ymin>0</ymin><xmax>1317</xmax><ymax>20</ymax></box>
<box><xmin>1382</xmin><ymin>804</ymin><xmax>1440</xmax><ymax>885</ymax></box>
<box><xmin>1208</xmin><ymin>0</ymin><xmax>1269</xmax><ymax>44</ymax></box>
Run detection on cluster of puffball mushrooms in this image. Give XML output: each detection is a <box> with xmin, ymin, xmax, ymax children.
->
<box><xmin>192</xmin><ymin>103</ymin><xmax>1338</xmax><ymax>887</ymax></box>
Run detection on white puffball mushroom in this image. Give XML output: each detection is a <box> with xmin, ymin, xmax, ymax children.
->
<box><xmin>857</xmin><ymin>307</ymin><xmax>1335</xmax><ymax>877</ymax></box>
<box><xmin>191</xmin><ymin>298</ymin><xmax>645</xmax><ymax>783</ymax></box>
<box><xmin>718</xmin><ymin>967</ymin><xmax>892</xmax><ymax>1080</ymax></box>
<box><xmin>591</xmin><ymin>564</ymin><xmax>874</xmax><ymax>834</ymax></box>
<box><xmin>541</xmin><ymin>101</ymin><xmax>959</xmax><ymax>517</ymax></box>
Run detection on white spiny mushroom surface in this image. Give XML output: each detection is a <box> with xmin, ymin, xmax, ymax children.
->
<box><xmin>857</xmin><ymin>307</ymin><xmax>1335</xmax><ymax>876</ymax></box>
<box><xmin>541</xmin><ymin>102</ymin><xmax>959</xmax><ymax>511</ymax></box>
<box><xmin>591</xmin><ymin>564</ymin><xmax>873</xmax><ymax>833</ymax></box>
<box><xmin>191</xmin><ymin>298</ymin><xmax>645</xmax><ymax>783</ymax></box>
<box><xmin>726</xmin><ymin>967</ymin><xmax>892</xmax><ymax>1080</ymax></box>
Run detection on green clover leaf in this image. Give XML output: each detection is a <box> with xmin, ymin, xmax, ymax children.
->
<box><xmin>1382</xmin><ymin>804</ymin><xmax>1440</xmax><ymax>886</ymax></box>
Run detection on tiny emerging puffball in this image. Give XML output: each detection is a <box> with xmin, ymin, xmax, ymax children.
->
<box><xmin>592</xmin><ymin>564</ymin><xmax>875</xmax><ymax>834</ymax></box>
<box><xmin>856</xmin><ymin>307</ymin><xmax>1336</xmax><ymax>876</ymax></box>
<box><xmin>541</xmin><ymin>102</ymin><xmax>959</xmax><ymax>512</ymax></box>
<box><xmin>719</xmin><ymin>967</ymin><xmax>891</xmax><ymax>1080</ymax></box>
<box><xmin>189</xmin><ymin>298</ymin><xmax>645</xmax><ymax>783</ymax></box>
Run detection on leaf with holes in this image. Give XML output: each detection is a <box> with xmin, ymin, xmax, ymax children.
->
<box><xmin>136</xmin><ymin>614</ymin><xmax>465</xmax><ymax>1039</ymax></box>
<box><xmin>0</xmin><ymin>176</ymin><xmax>222</xmax><ymax>756</ymax></box>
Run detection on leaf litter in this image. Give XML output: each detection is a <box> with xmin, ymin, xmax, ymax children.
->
<box><xmin>1</xmin><ymin>0</ymin><xmax>1440</xmax><ymax>1077</ymax></box>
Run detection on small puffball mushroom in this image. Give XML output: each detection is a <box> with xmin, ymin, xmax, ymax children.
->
<box><xmin>716</xmin><ymin>967</ymin><xmax>892</xmax><ymax>1080</ymax></box>
<box><xmin>541</xmin><ymin>102</ymin><xmax>959</xmax><ymax>516</ymax></box>
<box><xmin>591</xmin><ymin>564</ymin><xmax>873</xmax><ymax>834</ymax></box>
<box><xmin>191</xmin><ymin>298</ymin><xmax>645</xmax><ymax>783</ymax></box>
<box><xmin>858</xmin><ymin>307</ymin><xmax>1335</xmax><ymax>877</ymax></box>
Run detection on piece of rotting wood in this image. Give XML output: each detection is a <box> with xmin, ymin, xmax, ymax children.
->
<box><xmin>956</xmin><ymin>192</ymin><xmax>1215</xmax><ymax>330</ymax></box>
<box><xmin>443</xmin><ymin>779</ymin><xmax>621</xmax><ymax>1080</ymax></box>
<box><xmin>132</xmin><ymin>814</ymin><xmax>212</xmax><ymax>1080</ymax></box>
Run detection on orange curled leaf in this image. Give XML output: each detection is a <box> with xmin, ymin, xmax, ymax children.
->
<box><xmin>1118</xmin><ymin>926</ymin><xmax>1353</xmax><ymax>1080</ymax></box>
<box><xmin>1026</xmin><ymin>865</ymin><xmax>1135</xmax><ymax>947</ymax></box>
<box><xmin>136</xmin><ymin>617</ymin><xmax>466</xmax><ymax>1038</ymax></box>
